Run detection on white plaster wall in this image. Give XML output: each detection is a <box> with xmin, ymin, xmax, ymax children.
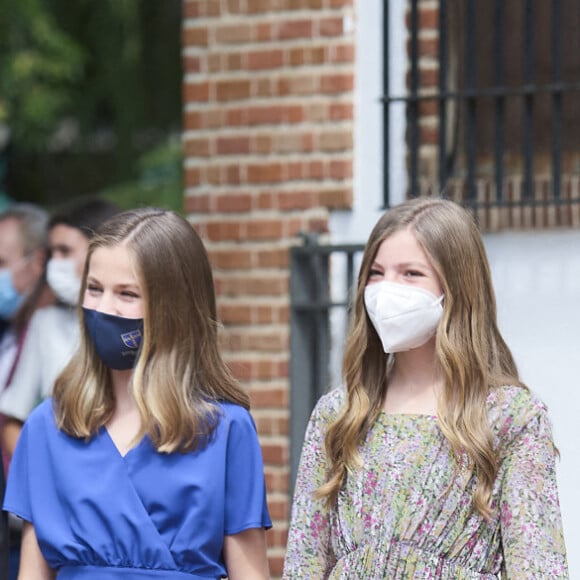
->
<box><xmin>330</xmin><ymin>0</ymin><xmax>407</xmax><ymax>244</ymax></box>
<box><xmin>329</xmin><ymin>0</ymin><xmax>579</xmax><ymax>575</ymax></box>
<box><xmin>485</xmin><ymin>231</ymin><xmax>580</xmax><ymax>576</ymax></box>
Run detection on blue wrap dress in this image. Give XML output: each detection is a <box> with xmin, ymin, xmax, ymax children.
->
<box><xmin>4</xmin><ymin>399</ymin><xmax>272</xmax><ymax>579</ymax></box>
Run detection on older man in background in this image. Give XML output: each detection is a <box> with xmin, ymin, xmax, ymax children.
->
<box><xmin>0</xmin><ymin>202</ymin><xmax>53</xmax><ymax>580</ymax></box>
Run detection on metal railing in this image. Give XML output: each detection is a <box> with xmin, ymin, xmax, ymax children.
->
<box><xmin>289</xmin><ymin>235</ymin><xmax>364</xmax><ymax>490</ymax></box>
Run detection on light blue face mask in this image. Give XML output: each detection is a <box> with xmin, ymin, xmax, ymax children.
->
<box><xmin>0</xmin><ymin>269</ymin><xmax>24</xmax><ymax>320</ymax></box>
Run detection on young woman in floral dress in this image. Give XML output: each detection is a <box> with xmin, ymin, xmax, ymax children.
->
<box><xmin>283</xmin><ymin>197</ymin><xmax>568</xmax><ymax>579</ymax></box>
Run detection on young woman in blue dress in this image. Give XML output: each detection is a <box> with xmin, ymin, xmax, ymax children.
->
<box><xmin>4</xmin><ymin>208</ymin><xmax>272</xmax><ymax>579</ymax></box>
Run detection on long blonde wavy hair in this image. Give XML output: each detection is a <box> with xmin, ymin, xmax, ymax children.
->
<box><xmin>317</xmin><ymin>197</ymin><xmax>524</xmax><ymax>518</ymax></box>
<box><xmin>53</xmin><ymin>208</ymin><xmax>249</xmax><ymax>453</ymax></box>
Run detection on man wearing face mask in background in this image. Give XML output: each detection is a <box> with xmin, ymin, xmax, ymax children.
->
<box><xmin>0</xmin><ymin>197</ymin><xmax>119</xmax><ymax>580</ymax></box>
<box><xmin>0</xmin><ymin>196</ymin><xmax>120</xmax><ymax>458</ymax></box>
<box><xmin>0</xmin><ymin>202</ymin><xmax>53</xmax><ymax>580</ymax></box>
<box><xmin>0</xmin><ymin>204</ymin><xmax>52</xmax><ymax>386</ymax></box>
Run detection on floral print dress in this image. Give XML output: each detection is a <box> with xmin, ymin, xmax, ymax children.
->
<box><xmin>283</xmin><ymin>386</ymin><xmax>568</xmax><ymax>579</ymax></box>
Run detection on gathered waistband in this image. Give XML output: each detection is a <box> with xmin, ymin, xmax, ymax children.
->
<box><xmin>58</xmin><ymin>565</ymin><xmax>217</xmax><ymax>579</ymax></box>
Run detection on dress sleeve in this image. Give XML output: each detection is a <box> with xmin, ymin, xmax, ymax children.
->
<box><xmin>499</xmin><ymin>407</ymin><xmax>568</xmax><ymax>578</ymax></box>
<box><xmin>0</xmin><ymin>313</ymin><xmax>43</xmax><ymax>422</ymax></box>
<box><xmin>224</xmin><ymin>408</ymin><xmax>272</xmax><ymax>535</ymax></box>
<box><xmin>283</xmin><ymin>393</ymin><xmax>339</xmax><ymax>579</ymax></box>
<box><xmin>2</xmin><ymin>419</ymin><xmax>32</xmax><ymax>522</ymax></box>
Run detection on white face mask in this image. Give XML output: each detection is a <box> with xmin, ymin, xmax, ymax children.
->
<box><xmin>46</xmin><ymin>258</ymin><xmax>82</xmax><ymax>306</ymax></box>
<box><xmin>364</xmin><ymin>281</ymin><xmax>444</xmax><ymax>353</ymax></box>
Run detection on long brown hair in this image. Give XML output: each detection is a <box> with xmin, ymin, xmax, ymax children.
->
<box><xmin>317</xmin><ymin>197</ymin><xmax>523</xmax><ymax>517</ymax></box>
<box><xmin>53</xmin><ymin>208</ymin><xmax>249</xmax><ymax>452</ymax></box>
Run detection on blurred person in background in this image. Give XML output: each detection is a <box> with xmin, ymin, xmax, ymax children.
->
<box><xmin>0</xmin><ymin>460</ymin><xmax>8</xmax><ymax>579</ymax></box>
<box><xmin>0</xmin><ymin>196</ymin><xmax>120</xmax><ymax>460</ymax></box>
<box><xmin>0</xmin><ymin>204</ymin><xmax>52</xmax><ymax>391</ymax></box>
<box><xmin>0</xmin><ymin>202</ymin><xmax>53</xmax><ymax>580</ymax></box>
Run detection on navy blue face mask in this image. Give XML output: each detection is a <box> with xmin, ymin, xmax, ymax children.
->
<box><xmin>82</xmin><ymin>307</ymin><xmax>144</xmax><ymax>370</ymax></box>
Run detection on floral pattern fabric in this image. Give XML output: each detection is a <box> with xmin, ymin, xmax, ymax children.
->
<box><xmin>283</xmin><ymin>386</ymin><xmax>568</xmax><ymax>579</ymax></box>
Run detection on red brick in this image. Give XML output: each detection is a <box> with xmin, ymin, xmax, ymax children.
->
<box><xmin>216</xmin><ymin>24</ymin><xmax>253</xmax><ymax>44</ymax></box>
<box><xmin>252</xmin><ymin>134</ymin><xmax>272</xmax><ymax>155</ymax></box>
<box><xmin>418</xmin><ymin>99</ymin><xmax>438</xmax><ymax>117</ymax></box>
<box><xmin>218</xmin><ymin>304</ymin><xmax>252</xmax><ymax>325</ymax></box>
<box><xmin>417</xmin><ymin>68</ymin><xmax>438</xmax><ymax>88</ymax></box>
<box><xmin>319</xmin><ymin>130</ymin><xmax>353</xmax><ymax>152</ymax></box>
<box><xmin>205</xmin><ymin>0</ymin><xmax>221</xmax><ymax>16</ymax></box>
<box><xmin>250</xmin><ymin>387</ymin><xmax>288</xmax><ymax>408</ymax></box>
<box><xmin>182</xmin><ymin>27</ymin><xmax>208</xmax><ymax>47</ymax></box>
<box><xmin>246</xmin><ymin>219</ymin><xmax>284</xmax><ymax>241</ymax></box>
<box><xmin>419</xmin><ymin>6</ymin><xmax>439</xmax><ymax>30</ymax></box>
<box><xmin>261</xmin><ymin>442</ymin><xmax>289</xmax><ymax>465</ymax></box>
<box><xmin>420</xmin><ymin>37</ymin><xmax>439</xmax><ymax>58</ymax></box>
<box><xmin>215</xmin><ymin>192</ymin><xmax>253</xmax><ymax>212</ymax></box>
<box><xmin>265</xmin><ymin>496</ymin><xmax>290</xmax><ymax>520</ymax></box>
<box><xmin>319</xmin><ymin>16</ymin><xmax>343</xmax><ymax>37</ymax></box>
<box><xmin>329</xmin><ymin>159</ymin><xmax>353</xmax><ymax>179</ymax></box>
<box><xmin>217</xmin><ymin>274</ymin><xmax>287</xmax><ymax>296</ymax></box>
<box><xmin>208</xmin><ymin>249</ymin><xmax>254</xmax><ymax>269</ymax></box>
<box><xmin>268</xmin><ymin>554</ymin><xmax>285</xmax><ymax>578</ymax></box>
<box><xmin>183</xmin><ymin>81</ymin><xmax>210</xmax><ymax>102</ymax></box>
<box><xmin>277</xmin><ymin>19</ymin><xmax>313</xmax><ymax>41</ymax></box>
<box><xmin>226</xmin><ymin>53</ymin><xmax>243</xmax><ymax>71</ymax></box>
<box><xmin>248</xmin><ymin>49</ymin><xmax>284</xmax><ymax>71</ymax></box>
<box><xmin>183</xmin><ymin>0</ymin><xmax>200</xmax><ymax>18</ymax></box>
<box><xmin>266</xmin><ymin>528</ymin><xmax>288</xmax><ymax>551</ymax></box>
<box><xmin>277</xmin><ymin>75</ymin><xmax>318</xmax><ymax>96</ymax></box>
<box><xmin>254</xmin><ymin>415</ymin><xmax>289</xmax><ymax>437</ymax></box>
<box><xmin>207</xmin><ymin>54</ymin><xmax>222</xmax><ymax>73</ymax></box>
<box><xmin>286</xmin><ymin>161</ymin><xmax>304</xmax><ymax>180</ymax></box>
<box><xmin>184</xmin><ymin>137</ymin><xmax>211</xmax><ymax>157</ymax></box>
<box><xmin>320</xmin><ymin>72</ymin><xmax>354</xmax><ymax>93</ymax></box>
<box><xmin>227</xmin><ymin>164</ymin><xmax>242</xmax><ymax>185</ymax></box>
<box><xmin>184</xmin><ymin>193</ymin><xmax>211</xmax><ymax>213</ymax></box>
<box><xmin>306</xmin><ymin>160</ymin><xmax>324</xmax><ymax>180</ymax></box>
<box><xmin>246</xmin><ymin>0</ymin><xmax>274</xmax><ymax>13</ymax></box>
<box><xmin>419</xmin><ymin>125</ymin><xmax>438</xmax><ymax>145</ymax></box>
<box><xmin>184</xmin><ymin>167</ymin><xmax>201</xmax><ymax>187</ymax></box>
<box><xmin>257</xmin><ymin>192</ymin><xmax>276</xmax><ymax>209</ymax></box>
<box><xmin>318</xmin><ymin>187</ymin><xmax>353</xmax><ymax>208</ymax></box>
<box><xmin>183</xmin><ymin>55</ymin><xmax>202</xmax><ymax>73</ymax></box>
<box><xmin>216</xmin><ymin>79</ymin><xmax>251</xmax><ymax>101</ymax></box>
<box><xmin>205</xmin><ymin>221</ymin><xmax>242</xmax><ymax>241</ymax></box>
<box><xmin>254</xmin><ymin>78</ymin><xmax>275</xmax><ymax>98</ymax></box>
<box><xmin>256</xmin><ymin>22</ymin><xmax>273</xmax><ymax>41</ymax></box>
<box><xmin>279</xmin><ymin>191</ymin><xmax>315</xmax><ymax>210</ymax></box>
<box><xmin>216</xmin><ymin>136</ymin><xmax>250</xmax><ymax>155</ymax></box>
<box><xmin>329</xmin><ymin>102</ymin><xmax>353</xmax><ymax>120</ymax></box>
<box><xmin>329</xmin><ymin>43</ymin><xmax>355</xmax><ymax>63</ymax></box>
<box><xmin>256</xmin><ymin>247</ymin><xmax>289</xmax><ymax>268</ymax></box>
<box><xmin>247</xmin><ymin>163</ymin><xmax>284</xmax><ymax>184</ymax></box>
<box><xmin>184</xmin><ymin>109</ymin><xmax>224</xmax><ymax>130</ymax></box>
<box><xmin>264</xmin><ymin>467</ymin><xmax>290</xmax><ymax>493</ymax></box>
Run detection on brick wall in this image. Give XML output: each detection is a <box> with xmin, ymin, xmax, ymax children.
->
<box><xmin>182</xmin><ymin>0</ymin><xmax>355</xmax><ymax>575</ymax></box>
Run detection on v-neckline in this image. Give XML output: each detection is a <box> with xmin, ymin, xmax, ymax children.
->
<box><xmin>103</xmin><ymin>426</ymin><xmax>147</xmax><ymax>460</ymax></box>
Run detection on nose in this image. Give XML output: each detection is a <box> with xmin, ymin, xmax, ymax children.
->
<box><xmin>96</xmin><ymin>292</ymin><xmax>118</xmax><ymax>316</ymax></box>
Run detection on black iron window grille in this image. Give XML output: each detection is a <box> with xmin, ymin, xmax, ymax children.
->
<box><xmin>383</xmin><ymin>0</ymin><xmax>580</xmax><ymax>227</ymax></box>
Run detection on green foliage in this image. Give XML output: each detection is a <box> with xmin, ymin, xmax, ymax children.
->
<box><xmin>99</xmin><ymin>139</ymin><xmax>184</xmax><ymax>214</ymax></box>
<box><xmin>0</xmin><ymin>0</ymin><xmax>84</xmax><ymax>148</ymax></box>
<box><xmin>0</xmin><ymin>0</ymin><xmax>183</xmax><ymax>207</ymax></box>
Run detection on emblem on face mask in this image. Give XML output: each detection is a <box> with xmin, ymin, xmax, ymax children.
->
<box><xmin>121</xmin><ymin>329</ymin><xmax>142</xmax><ymax>349</ymax></box>
<box><xmin>83</xmin><ymin>307</ymin><xmax>144</xmax><ymax>370</ymax></box>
